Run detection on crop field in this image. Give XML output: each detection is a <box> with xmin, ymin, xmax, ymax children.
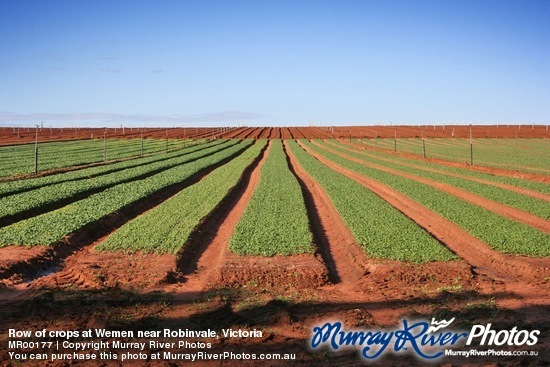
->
<box><xmin>0</xmin><ymin>127</ymin><xmax>548</xmax><ymax>366</ymax></box>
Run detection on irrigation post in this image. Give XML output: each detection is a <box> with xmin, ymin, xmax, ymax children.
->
<box><xmin>34</xmin><ymin>125</ymin><xmax>39</xmax><ymax>175</ymax></box>
<box><xmin>140</xmin><ymin>129</ymin><xmax>144</xmax><ymax>156</ymax></box>
<box><xmin>349</xmin><ymin>131</ymin><xmax>352</xmax><ymax>143</ymax></box>
<box><xmin>103</xmin><ymin>131</ymin><xmax>107</xmax><ymax>162</ymax></box>
<box><xmin>165</xmin><ymin>128</ymin><xmax>168</xmax><ymax>152</ymax></box>
<box><xmin>394</xmin><ymin>129</ymin><xmax>397</xmax><ymax>152</ymax></box>
<box><xmin>421</xmin><ymin>129</ymin><xmax>426</xmax><ymax>159</ymax></box>
<box><xmin>469</xmin><ymin>124</ymin><xmax>473</xmax><ymax>166</ymax></box>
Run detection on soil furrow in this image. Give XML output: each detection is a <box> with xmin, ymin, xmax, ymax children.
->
<box><xmin>312</xmin><ymin>141</ymin><xmax>550</xmax><ymax>233</ymax></box>
<box><xmin>174</xmin><ymin>140</ymin><xmax>270</xmax><ymax>280</ymax></box>
<box><xmin>241</xmin><ymin>127</ymin><xmax>256</xmax><ymax>140</ymax></box>
<box><xmin>283</xmin><ymin>140</ymin><xmax>368</xmax><ymax>284</ymax></box>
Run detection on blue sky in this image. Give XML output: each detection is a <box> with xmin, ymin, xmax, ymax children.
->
<box><xmin>1</xmin><ymin>0</ymin><xmax>549</xmax><ymax>127</ymax></box>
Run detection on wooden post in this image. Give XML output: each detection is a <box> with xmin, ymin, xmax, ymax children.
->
<box><xmin>34</xmin><ymin>126</ymin><xmax>39</xmax><ymax>175</ymax></box>
<box><xmin>470</xmin><ymin>124</ymin><xmax>473</xmax><ymax>165</ymax></box>
<box><xmin>421</xmin><ymin>129</ymin><xmax>426</xmax><ymax>158</ymax></box>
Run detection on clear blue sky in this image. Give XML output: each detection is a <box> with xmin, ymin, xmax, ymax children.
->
<box><xmin>1</xmin><ymin>0</ymin><xmax>549</xmax><ymax>127</ymax></box>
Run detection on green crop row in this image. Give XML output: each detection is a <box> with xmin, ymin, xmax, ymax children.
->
<box><xmin>0</xmin><ymin>138</ymin><xmax>197</xmax><ymax>178</ymax></box>
<box><xmin>304</xmin><ymin>141</ymin><xmax>549</xmax><ymax>257</ymax></box>
<box><xmin>321</xmin><ymin>141</ymin><xmax>549</xmax><ymax>219</ymax></box>
<box><xmin>331</xmin><ymin>140</ymin><xmax>550</xmax><ymax>195</ymax></box>
<box><xmin>0</xmin><ymin>139</ymin><xmax>216</xmax><ymax>197</ymax></box>
<box><xmin>97</xmin><ymin>140</ymin><xmax>267</xmax><ymax>254</ymax></box>
<box><xmin>0</xmin><ymin>140</ymin><xmax>236</xmax><ymax>221</ymax></box>
<box><xmin>230</xmin><ymin>140</ymin><xmax>313</xmax><ymax>256</ymax></box>
<box><xmin>0</xmin><ymin>140</ymin><xmax>252</xmax><ymax>247</ymax></box>
<box><xmin>351</xmin><ymin>137</ymin><xmax>550</xmax><ymax>175</ymax></box>
<box><xmin>287</xmin><ymin>140</ymin><xmax>455</xmax><ymax>262</ymax></box>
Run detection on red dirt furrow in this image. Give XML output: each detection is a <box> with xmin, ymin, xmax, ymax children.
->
<box><xmin>169</xmin><ymin>141</ymin><xmax>271</xmax><ymax>289</ymax></box>
<box><xmin>298</xmin><ymin>140</ymin><xmax>543</xmax><ymax>284</ymax></box>
<box><xmin>239</xmin><ymin>127</ymin><xmax>255</xmax><ymax>139</ymax></box>
<box><xmin>290</xmin><ymin>127</ymin><xmax>305</xmax><ymax>139</ymax></box>
<box><xmin>247</xmin><ymin>127</ymin><xmax>263</xmax><ymax>140</ymax></box>
<box><xmin>326</xmin><ymin>140</ymin><xmax>550</xmax><ymax>203</ymax></box>
<box><xmin>283</xmin><ymin>140</ymin><xmax>368</xmax><ymax>284</ymax></box>
<box><xmin>342</xmin><ymin>139</ymin><xmax>550</xmax><ymax>183</ymax></box>
<box><xmin>221</xmin><ymin>127</ymin><xmax>248</xmax><ymax>139</ymax></box>
<box><xmin>285</xmin><ymin>127</ymin><xmax>295</xmax><ymax>140</ymax></box>
<box><xmin>295</xmin><ymin>127</ymin><xmax>308</xmax><ymax>139</ymax></box>
<box><xmin>2</xmin><ymin>125</ymin><xmax>547</xmax><ymax>146</ymax></box>
<box><xmin>312</xmin><ymin>141</ymin><xmax>550</xmax><ymax>233</ymax></box>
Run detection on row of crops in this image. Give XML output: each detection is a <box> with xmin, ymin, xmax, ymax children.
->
<box><xmin>303</xmin><ymin>140</ymin><xmax>549</xmax><ymax>257</ymax></box>
<box><xmin>0</xmin><ymin>137</ymin><xmax>198</xmax><ymax>178</ymax></box>
<box><xmin>354</xmin><ymin>137</ymin><xmax>550</xmax><ymax>174</ymax></box>
<box><xmin>0</xmin><ymin>138</ymin><xmax>547</xmax><ymax>268</ymax></box>
<box><xmin>0</xmin><ymin>140</ymin><xmax>249</xmax><ymax>245</ymax></box>
<box><xmin>0</xmin><ymin>140</ymin><xmax>228</xmax><ymax>222</ymax></box>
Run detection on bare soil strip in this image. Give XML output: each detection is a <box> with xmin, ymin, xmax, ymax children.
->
<box><xmin>174</xmin><ymin>141</ymin><xmax>269</xmax><ymax>278</ymax></box>
<box><xmin>287</xmin><ymin>127</ymin><xmax>296</xmax><ymax>140</ymax></box>
<box><xmin>220</xmin><ymin>127</ymin><xmax>247</xmax><ymax>139</ymax></box>
<box><xmin>341</xmin><ymin>139</ymin><xmax>550</xmax><ymax>183</ymax></box>
<box><xmin>294</xmin><ymin>127</ymin><xmax>307</xmax><ymax>139</ymax></box>
<box><xmin>0</xmin><ymin>142</ymin><xmax>253</xmax><ymax>284</ymax></box>
<box><xmin>283</xmin><ymin>140</ymin><xmax>369</xmax><ymax>284</ymax></box>
<box><xmin>298</xmin><ymin>140</ymin><xmax>543</xmax><ymax>283</ymax></box>
<box><xmin>326</xmin><ymin>140</ymin><xmax>550</xmax><ymax>202</ymax></box>
<box><xmin>312</xmin><ymin>141</ymin><xmax>550</xmax><ymax>233</ymax></box>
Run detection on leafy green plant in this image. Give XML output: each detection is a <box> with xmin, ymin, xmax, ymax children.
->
<box><xmin>230</xmin><ymin>140</ymin><xmax>313</xmax><ymax>256</ymax></box>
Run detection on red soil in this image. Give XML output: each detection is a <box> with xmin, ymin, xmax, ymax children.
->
<box><xmin>2</xmin><ymin>125</ymin><xmax>547</xmax><ymax>146</ymax></box>
<box><xmin>0</xmin><ymin>135</ymin><xmax>548</xmax><ymax>366</ymax></box>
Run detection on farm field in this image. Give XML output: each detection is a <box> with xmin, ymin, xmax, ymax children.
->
<box><xmin>0</xmin><ymin>129</ymin><xmax>548</xmax><ymax>366</ymax></box>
